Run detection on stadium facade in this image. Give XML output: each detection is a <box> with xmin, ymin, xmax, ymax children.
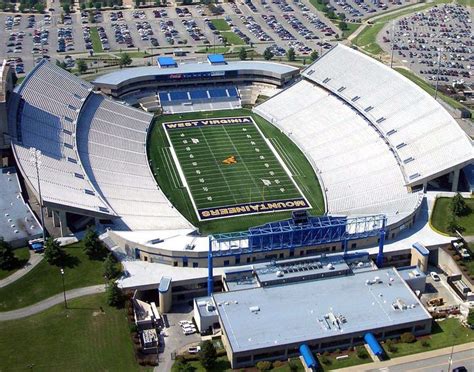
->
<box><xmin>2</xmin><ymin>46</ymin><xmax>472</xmax><ymax>281</ymax></box>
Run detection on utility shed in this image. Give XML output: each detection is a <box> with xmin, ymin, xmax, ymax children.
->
<box><xmin>213</xmin><ymin>267</ymin><xmax>432</xmax><ymax>368</ymax></box>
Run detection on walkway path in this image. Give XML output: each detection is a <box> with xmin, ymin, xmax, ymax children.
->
<box><xmin>0</xmin><ymin>252</ymin><xmax>43</xmax><ymax>289</ymax></box>
<box><xmin>335</xmin><ymin>342</ymin><xmax>474</xmax><ymax>371</ymax></box>
<box><xmin>0</xmin><ymin>285</ymin><xmax>106</xmax><ymax>321</ymax></box>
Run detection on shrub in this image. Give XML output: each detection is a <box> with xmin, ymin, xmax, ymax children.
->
<box><xmin>272</xmin><ymin>360</ymin><xmax>284</xmax><ymax>368</ymax></box>
<box><xmin>288</xmin><ymin>360</ymin><xmax>299</xmax><ymax>372</ymax></box>
<box><xmin>421</xmin><ymin>340</ymin><xmax>430</xmax><ymax>347</ymax></box>
<box><xmin>319</xmin><ymin>355</ymin><xmax>331</xmax><ymax>365</ymax></box>
<box><xmin>400</xmin><ymin>332</ymin><xmax>416</xmax><ymax>344</ymax></box>
<box><xmin>356</xmin><ymin>346</ymin><xmax>368</xmax><ymax>359</ymax></box>
<box><xmin>256</xmin><ymin>361</ymin><xmax>272</xmax><ymax>371</ymax></box>
<box><xmin>335</xmin><ymin>348</ymin><xmax>341</xmax><ymax>354</ymax></box>
<box><xmin>199</xmin><ymin>340</ymin><xmax>217</xmax><ymax>370</ymax></box>
<box><xmin>385</xmin><ymin>339</ymin><xmax>398</xmax><ymax>352</ymax></box>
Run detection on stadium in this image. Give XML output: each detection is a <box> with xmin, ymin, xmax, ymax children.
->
<box><xmin>1</xmin><ymin>44</ymin><xmax>473</xmax><ymax>306</ymax></box>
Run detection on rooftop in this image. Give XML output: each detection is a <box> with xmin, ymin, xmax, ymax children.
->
<box><xmin>0</xmin><ymin>167</ymin><xmax>42</xmax><ymax>243</ymax></box>
<box><xmin>157</xmin><ymin>56</ymin><xmax>177</xmax><ymax>68</ymax></box>
<box><xmin>93</xmin><ymin>61</ymin><xmax>299</xmax><ymax>87</ymax></box>
<box><xmin>214</xmin><ymin>267</ymin><xmax>431</xmax><ymax>353</ymax></box>
<box><xmin>207</xmin><ymin>54</ymin><xmax>226</xmax><ymax>64</ymax></box>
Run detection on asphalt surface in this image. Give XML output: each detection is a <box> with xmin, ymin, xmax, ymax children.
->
<box><xmin>0</xmin><ymin>252</ymin><xmax>43</xmax><ymax>289</ymax></box>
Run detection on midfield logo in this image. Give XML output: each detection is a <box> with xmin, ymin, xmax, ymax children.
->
<box><xmin>222</xmin><ymin>155</ymin><xmax>237</xmax><ymax>165</ymax></box>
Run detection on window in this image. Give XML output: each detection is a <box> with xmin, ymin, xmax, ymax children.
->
<box><xmin>193</xmin><ymin>262</ymin><xmax>198</xmax><ymax>268</ymax></box>
<box><xmin>351</xmin><ymin>243</ymin><xmax>357</xmax><ymax>249</ymax></box>
<box><xmin>246</xmin><ymin>257</ymin><xmax>251</xmax><ymax>263</ymax></box>
<box><xmin>224</xmin><ymin>260</ymin><xmax>229</xmax><ymax>266</ymax></box>
<box><xmin>183</xmin><ymin>261</ymin><xmax>188</xmax><ymax>267</ymax></box>
<box><xmin>173</xmin><ymin>262</ymin><xmax>178</xmax><ymax>267</ymax></box>
<box><xmin>235</xmin><ymin>257</ymin><xmax>240</xmax><ymax>264</ymax></box>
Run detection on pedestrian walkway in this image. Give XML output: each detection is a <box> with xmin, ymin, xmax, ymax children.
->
<box><xmin>0</xmin><ymin>284</ymin><xmax>106</xmax><ymax>321</ymax></box>
<box><xmin>335</xmin><ymin>342</ymin><xmax>474</xmax><ymax>371</ymax></box>
<box><xmin>0</xmin><ymin>252</ymin><xmax>43</xmax><ymax>289</ymax></box>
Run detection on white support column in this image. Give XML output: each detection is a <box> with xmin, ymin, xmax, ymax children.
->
<box><xmin>58</xmin><ymin>210</ymin><xmax>68</xmax><ymax>237</ymax></box>
<box><xmin>52</xmin><ymin>210</ymin><xmax>60</xmax><ymax>228</ymax></box>
<box><xmin>451</xmin><ymin>168</ymin><xmax>460</xmax><ymax>192</ymax></box>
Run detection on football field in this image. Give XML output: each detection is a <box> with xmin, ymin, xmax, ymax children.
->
<box><xmin>163</xmin><ymin>116</ymin><xmax>310</xmax><ymax>220</ymax></box>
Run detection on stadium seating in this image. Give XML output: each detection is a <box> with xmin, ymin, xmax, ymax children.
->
<box><xmin>76</xmin><ymin>93</ymin><xmax>193</xmax><ymax>230</ymax></box>
<box><xmin>254</xmin><ymin>79</ymin><xmax>423</xmax><ymax>225</ymax></box>
<box><xmin>302</xmin><ymin>44</ymin><xmax>473</xmax><ymax>186</ymax></box>
<box><xmin>11</xmin><ymin>61</ymin><xmax>113</xmax><ymax>214</ymax></box>
<box><xmin>159</xmin><ymin>86</ymin><xmax>241</xmax><ymax>114</ymax></box>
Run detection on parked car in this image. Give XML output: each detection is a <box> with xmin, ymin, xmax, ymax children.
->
<box><xmin>188</xmin><ymin>346</ymin><xmax>201</xmax><ymax>354</ymax></box>
<box><xmin>430</xmin><ymin>272</ymin><xmax>441</xmax><ymax>281</ymax></box>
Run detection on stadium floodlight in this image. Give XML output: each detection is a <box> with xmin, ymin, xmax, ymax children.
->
<box><xmin>29</xmin><ymin>147</ymin><xmax>46</xmax><ymax>242</ymax></box>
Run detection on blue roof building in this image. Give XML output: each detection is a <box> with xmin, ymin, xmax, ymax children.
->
<box><xmin>207</xmin><ymin>54</ymin><xmax>226</xmax><ymax>64</ymax></box>
<box><xmin>157</xmin><ymin>56</ymin><xmax>177</xmax><ymax>68</ymax></box>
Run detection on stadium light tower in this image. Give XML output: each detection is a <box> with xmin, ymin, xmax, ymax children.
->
<box><xmin>29</xmin><ymin>147</ymin><xmax>46</xmax><ymax>242</ymax></box>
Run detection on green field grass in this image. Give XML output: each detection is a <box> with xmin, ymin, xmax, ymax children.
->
<box><xmin>0</xmin><ymin>294</ymin><xmax>144</xmax><ymax>372</ymax></box>
<box><xmin>164</xmin><ymin>116</ymin><xmax>308</xmax><ymax>221</ymax></box>
<box><xmin>196</xmin><ymin>46</ymin><xmax>230</xmax><ymax>54</ymax></box>
<box><xmin>431</xmin><ymin>197</ymin><xmax>474</xmax><ymax>235</ymax></box>
<box><xmin>148</xmin><ymin>109</ymin><xmax>325</xmax><ymax>234</ymax></box>
<box><xmin>0</xmin><ymin>247</ymin><xmax>30</xmax><ymax>281</ymax></box>
<box><xmin>211</xmin><ymin>19</ymin><xmax>231</xmax><ymax>31</ymax></box>
<box><xmin>0</xmin><ymin>241</ymin><xmax>105</xmax><ymax>311</ymax></box>
<box><xmin>221</xmin><ymin>31</ymin><xmax>246</xmax><ymax>45</ymax></box>
<box><xmin>90</xmin><ymin>26</ymin><xmax>104</xmax><ymax>53</ymax></box>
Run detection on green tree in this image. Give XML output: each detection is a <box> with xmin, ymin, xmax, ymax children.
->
<box><xmin>62</xmin><ymin>3</ymin><xmax>70</xmax><ymax>14</ymax></box>
<box><xmin>94</xmin><ymin>2</ymin><xmax>101</xmax><ymax>9</ymax></box>
<box><xmin>310</xmin><ymin>50</ymin><xmax>319</xmax><ymax>61</ymax></box>
<box><xmin>34</xmin><ymin>2</ymin><xmax>45</xmax><ymax>12</ymax></box>
<box><xmin>288</xmin><ymin>360</ymin><xmax>298</xmax><ymax>372</ymax></box>
<box><xmin>451</xmin><ymin>193</ymin><xmax>469</xmax><ymax>216</ymax></box>
<box><xmin>83</xmin><ymin>228</ymin><xmax>104</xmax><ymax>259</ymax></box>
<box><xmin>467</xmin><ymin>310</ymin><xmax>474</xmax><ymax>327</ymax></box>
<box><xmin>43</xmin><ymin>238</ymin><xmax>65</xmax><ymax>266</ymax></box>
<box><xmin>0</xmin><ymin>238</ymin><xmax>18</xmax><ymax>270</ymax></box>
<box><xmin>199</xmin><ymin>340</ymin><xmax>217</xmax><ymax>370</ymax></box>
<box><xmin>447</xmin><ymin>214</ymin><xmax>464</xmax><ymax>234</ymax></box>
<box><xmin>119</xmin><ymin>53</ymin><xmax>132</xmax><ymax>67</ymax></box>
<box><xmin>287</xmin><ymin>47</ymin><xmax>296</xmax><ymax>62</ymax></box>
<box><xmin>80</xmin><ymin>2</ymin><xmax>86</xmax><ymax>9</ymax></box>
<box><xmin>338</xmin><ymin>12</ymin><xmax>346</xmax><ymax>20</ymax></box>
<box><xmin>256</xmin><ymin>361</ymin><xmax>272</xmax><ymax>371</ymax></box>
<box><xmin>77</xmin><ymin>59</ymin><xmax>88</xmax><ymax>74</ymax></box>
<box><xmin>339</xmin><ymin>21</ymin><xmax>348</xmax><ymax>31</ymax></box>
<box><xmin>18</xmin><ymin>3</ymin><xmax>26</xmax><ymax>12</ymax></box>
<box><xmin>238</xmin><ymin>47</ymin><xmax>247</xmax><ymax>60</ymax></box>
<box><xmin>107</xmin><ymin>281</ymin><xmax>124</xmax><ymax>307</ymax></box>
<box><xmin>263</xmin><ymin>47</ymin><xmax>274</xmax><ymax>61</ymax></box>
<box><xmin>103</xmin><ymin>253</ymin><xmax>121</xmax><ymax>280</ymax></box>
<box><xmin>88</xmin><ymin>11</ymin><xmax>95</xmax><ymax>23</ymax></box>
<box><xmin>135</xmin><ymin>0</ymin><xmax>140</xmax><ymax>7</ymax></box>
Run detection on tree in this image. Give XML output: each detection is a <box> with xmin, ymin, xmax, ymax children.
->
<box><xmin>400</xmin><ymin>332</ymin><xmax>416</xmax><ymax>343</ymax></box>
<box><xmin>451</xmin><ymin>193</ymin><xmax>469</xmax><ymax>216</ymax></box>
<box><xmin>77</xmin><ymin>59</ymin><xmax>88</xmax><ymax>74</ymax></box>
<box><xmin>103</xmin><ymin>253</ymin><xmax>121</xmax><ymax>280</ymax></box>
<box><xmin>447</xmin><ymin>214</ymin><xmax>463</xmax><ymax>234</ymax></box>
<box><xmin>94</xmin><ymin>2</ymin><xmax>101</xmax><ymax>9</ymax></box>
<box><xmin>288</xmin><ymin>360</ymin><xmax>298</xmax><ymax>372</ymax></box>
<box><xmin>135</xmin><ymin>0</ymin><xmax>140</xmax><ymax>7</ymax></box>
<box><xmin>199</xmin><ymin>340</ymin><xmax>217</xmax><ymax>370</ymax></box>
<box><xmin>62</xmin><ymin>3</ymin><xmax>70</xmax><ymax>14</ymax></box>
<box><xmin>339</xmin><ymin>21</ymin><xmax>348</xmax><ymax>31</ymax></box>
<box><xmin>238</xmin><ymin>47</ymin><xmax>247</xmax><ymax>61</ymax></box>
<box><xmin>256</xmin><ymin>361</ymin><xmax>272</xmax><ymax>371</ymax></box>
<box><xmin>34</xmin><ymin>2</ymin><xmax>45</xmax><ymax>12</ymax></box>
<box><xmin>44</xmin><ymin>237</ymin><xmax>65</xmax><ymax>266</ymax></box>
<box><xmin>0</xmin><ymin>238</ymin><xmax>18</xmax><ymax>270</ymax></box>
<box><xmin>18</xmin><ymin>3</ymin><xmax>26</xmax><ymax>12</ymax></box>
<box><xmin>88</xmin><ymin>11</ymin><xmax>95</xmax><ymax>23</ymax></box>
<box><xmin>310</xmin><ymin>50</ymin><xmax>319</xmax><ymax>61</ymax></box>
<box><xmin>107</xmin><ymin>281</ymin><xmax>124</xmax><ymax>307</ymax></box>
<box><xmin>356</xmin><ymin>346</ymin><xmax>368</xmax><ymax>359</ymax></box>
<box><xmin>83</xmin><ymin>228</ymin><xmax>104</xmax><ymax>259</ymax></box>
<box><xmin>263</xmin><ymin>47</ymin><xmax>274</xmax><ymax>61</ymax></box>
<box><xmin>338</xmin><ymin>12</ymin><xmax>346</xmax><ymax>20</ymax></box>
<box><xmin>119</xmin><ymin>53</ymin><xmax>132</xmax><ymax>67</ymax></box>
<box><xmin>287</xmin><ymin>47</ymin><xmax>296</xmax><ymax>62</ymax></box>
<box><xmin>80</xmin><ymin>2</ymin><xmax>86</xmax><ymax>9</ymax></box>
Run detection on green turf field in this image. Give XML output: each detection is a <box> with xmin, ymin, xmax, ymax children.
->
<box><xmin>163</xmin><ymin>116</ymin><xmax>310</xmax><ymax>221</ymax></box>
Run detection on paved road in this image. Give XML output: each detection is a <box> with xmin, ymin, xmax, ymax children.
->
<box><xmin>0</xmin><ymin>284</ymin><xmax>106</xmax><ymax>321</ymax></box>
<box><xmin>0</xmin><ymin>252</ymin><xmax>43</xmax><ymax>289</ymax></box>
<box><xmin>337</xmin><ymin>342</ymin><xmax>474</xmax><ymax>372</ymax></box>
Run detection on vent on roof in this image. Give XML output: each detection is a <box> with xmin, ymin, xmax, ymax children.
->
<box><xmin>364</xmin><ymin>106</ymin><xmax>374</xmax><ymax>112</ymax></box>
<box><xmin>337</xmin><ymin>86</ymin><xmax>346</xmax><ymax>92</ymax></box>
<box><xmin>84</xmin><ymin>189</ymin><xmax>95</xmax><ymax>195</ymax></box>
<box><xmin>403</xmin><ymin>157</ymin><xmax>414</xmax><ymax>164</ymax></box>
<box><xmin>67</xmin><ymin>104</ymin><xmax>77</xmax><ymax>111</ymax></box>
<box><xmin>64</xmin><ymin>143</ymin><xmax>73</xmax><ymax>149</ymax></box>
<box><xmin>249</xmin><ymin>306</ymin><xmax>260</xmax><ymax>313</ymax></box>
<box><xmin>351</xmin><ymin>96</ymin><xmax>360</xmax><ymax>102</ymax></box>
<box><xmin>376</xmin><ymin>117</ymin><xmax>385</xmax><ymax>124</ymax></box>
<box><xmin>73</xmin><ymin>93</ymin><xmax>82</xmax><ymax>99</ymax></box>
<box><xmin>387</xmin><ymin>129</ymin><xmax>397</xmax><ymax>136</ymax></box>
<box><xmin>63</xmin><ymin>129</ymin><xmax>72</xmax><ymax>135</ymax></box>
<box><xmin>409</xmin><ymin>173</ymin><xmax>420</xmax><ymax>180</ymax></box>
<box><xmin>67</xmin><ymin>157</ymin><xmax>77</xmax><ymax>163</ymax></box>
<box><xmin>307</xmin><ymin>70</ymin><xmax>315</xmax><ymax>76</ymax></box>
<box><xmin>396</xmin><ymin>143</ymin><xmax>407</xmax><ymax>150</ymax></box>
<box><xmin>74</xmin><ymin>172</ymin><xmax>84</xmax><ymax>179</ymax></box>
<box><xmin>322</xmin><ymin>77</ymin><xmax>331</xmax><ymax>84</ymax></box>
<box><xmin>64</xmin><ymin>116</ymin><xmax>73</xmax><ymax>123</ymax></box>
<box><xmin>98</xmin><ymin>207</ymin><xmax>109</xmax><ymax>213</ymax></box>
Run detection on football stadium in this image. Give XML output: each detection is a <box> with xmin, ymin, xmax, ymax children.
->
<box><xmin>1</xmin><ymin>44</ymin><xmax>473</xmax><ymax>368</ymax></box>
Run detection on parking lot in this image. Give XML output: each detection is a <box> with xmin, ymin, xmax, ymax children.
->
<box><xmin>380</xmin><ymin>3</ymin><xmax>473</xmax><ymax>85</ymax></box>
<box><xmin>325</xmin><ymin>0</ymin><xmax>417</xmax><ymax>22</ymax></box>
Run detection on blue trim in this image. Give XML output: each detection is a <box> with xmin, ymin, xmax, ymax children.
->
<box><xmin>412</xmin><ymin>242</ymin><xmax>429</xmax><ymax>257</ymax></box>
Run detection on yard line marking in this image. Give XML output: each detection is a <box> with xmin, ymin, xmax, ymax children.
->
<box><xmin>161</xmin><ymin>148</ymin><xmax>181</xmax><ymax>189</ymax></box>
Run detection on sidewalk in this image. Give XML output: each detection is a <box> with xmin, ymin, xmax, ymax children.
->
<box><xmin>334</xmin><ymin>342</ymin><xmax>474</xmax><ymax>371</ymax></box>
<box><xmin>0</xmin><ymin>284</ymin><xmax>106</xmax><ymax>321</ymax></box>
<box><xmin>0</xmin><ymin>252</ymin><xmax>43</xmax><ymax>289</ymax></box>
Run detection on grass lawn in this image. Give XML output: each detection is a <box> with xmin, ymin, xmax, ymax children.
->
<box><xmin>0</xmin><ymin>241</ymin><xmax>106</xmax><ymax>311</ymax></box>
<box><xmin>383</xmin><ymin>318</ymin><xmax>474</xmax><ymax>358</ymax></box>
<box><xmin>395</xmin><ymin>68</ymin><xmax>473</xmax><ymax>115</ymax></box>
<box><xmin>430</xmin><ymin>197</ymin><xmax>474</xmax><ymax>235</ymax></box>
<box><xmin>148</xmin><ymin>109</ymin><xmax>325</xmax><ymax>234</ymax></box>
<box><xmin>340</xmin><ymin>22</ymin><xmax>362</xmax><ymax>39</ymax></box>
<box><xmin>211</xmin><ymin>19</ymin><xmax>231</xmax><ymax>31</ymax></box>
<box><xmin>196</xmin><ymin>46</ymin><xmax>230</xmax><ymax>54</ymax></box>
<box><xmin>0</xmin><ymin>294</ymin><xmax>144</xmax><ymax>372</ymax></box>
<box><xmin>352</xmin><ymin>0</ymin><xmax>453</xmax><ymax>54</ymax></box>
<box><xmin>0</xmin><ymin>247</ymin><xmax>30</xmax><ymax>281</ymax></box>
<box><xmin>221</xmin><ymin>31</ymin><xmax>246</xmax><ymax>45</ymax></box>
<box><xmin>89</xmin><ymin>26</ymin><xmax>104</xmax><ymax>53</ymax></box>
<box><xmin>308</xmin><ymin>0</ymin><xmax>328</xmax><ymax>12</ymax></box>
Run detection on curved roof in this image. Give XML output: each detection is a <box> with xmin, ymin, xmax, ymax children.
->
<box><xmin>302</xmin><ymin>44</ymin><xmax>473</xmax><ymax>186</ymax></box>
<box><xmin>93</xmin><ymin>61</ymin><xmax>299</xmax><ymax>87</ymax></box>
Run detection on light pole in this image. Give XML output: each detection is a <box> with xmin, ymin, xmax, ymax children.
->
<box><xmin>434</xmin><ymin>48</ymin><xmax>442</xmax><ymax>101</ymax></box>
<box><xmin>60</xmin><ymin>268</ymin><xmax>68</xmax><ymax>309</ymax></box>
<box><xmin>29</xmin><ymin>148</ymin><xmax>46</xmax><ymax>242</ymax></box>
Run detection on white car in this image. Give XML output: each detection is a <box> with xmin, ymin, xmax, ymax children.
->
<box><xmin>179</xmin><ymin>320</ymin><xmax>192</xmax><ymax>326</ymax></box>
<box><xmin>183</xmin><ymin>328</ymin><xmax>196</xmax><ymax>335</ymax></box>
<box><xmin>430</xmin><ymin>272</ymin><xmax>441</xmax><ymax>282</ymax></box>
<box><xmin>188</xmin><ymin>346</ymin><xmax>201</xmax><ymax>354</ymax></box>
